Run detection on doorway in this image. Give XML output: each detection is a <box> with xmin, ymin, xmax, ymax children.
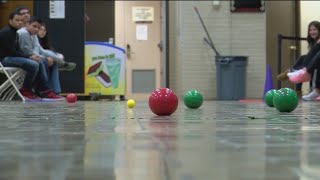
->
<box><xmin>266</xmin><ymin>1</ymin><xmax>299</xmax><ymax>90</ymax></box>
<box><xmin>115</xmin><ymin>1</ymin><xmax>164</xmax><ymax>100</ymax></box>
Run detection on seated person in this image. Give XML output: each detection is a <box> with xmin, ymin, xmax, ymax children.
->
<box><xmin>288</xmin><ymin>48</ymin><xmax>320</xmax><ymax>92</ymax></box>
<box><xmin>35</xmin><ymin>25</ymin><xmax>76</xmax><ymax>71</ymax></box>
<box><xmin>278</xmin><ymin>55</ymin><xmax>319</xmax><ymax>99</ymax></box>
<box><xmin>278</xmin><ymin>21</ymin><xmax>320</xmax><ymax>100</ymax></box>
<box><xmin>288</xmin><ymin>51</ymin><xmax>320</xmax><ymax>101</ymax></box>
<box><xmin>15</xmin><ymin>6</ymin><xmax>76</xmax><ymax>71</ymax></box>
<box><xmin>15</xmin><ymin>6</ymin><xmax>30</xmax><ymax>27</ymax></box>
<box><xmin>37</xmin><ymin>23</ymin><xmax>75</xmax><ymax>72</ymax></box>
<box><xmin>17</xmin><ymin>16</ymin><xmax>61</xmax><ymax>95</ymax></box>
<box><xmin>0</xmin><ymin>12</ymin><xmax>64</xmax><ymax>101</ymax></box>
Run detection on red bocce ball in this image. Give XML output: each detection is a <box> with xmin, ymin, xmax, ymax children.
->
<box><xmin>66</xmin><ymin>93</ymin><xmax>77</xmax><ymax>103</ymax></box>
<box><xmin>148</xmin><ymin>88</ymin><xmax>178</xmax><ymax>116</ymax></box>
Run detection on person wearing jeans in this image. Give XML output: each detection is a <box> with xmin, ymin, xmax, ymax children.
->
<box><xmin>17</xmin><ymin>17</ymin><xmax>63</xmax><ymax>95</ymax></box>
<box><xmin>42</xmin><ymin>60</ymin><xmax>61</xmax><ymax>94</ymax></box>
<box><xmin>2</xmin><ymin>56</ymin><xmax>39</xmax><ymax>94</ymax></box>
<box><xmin>0</xmin><ymin>11</ymin><xmax>64</xmax><ymax>101</ymax></box>
<box><xmin>2</xmin><ymin>56</ymin><xmax>54</xmax><ymax>98</ymax></box>
<box><xmin>16</xmin><ymin>6</ymin><xmax>76</xmax><ymax>71</ymax></box>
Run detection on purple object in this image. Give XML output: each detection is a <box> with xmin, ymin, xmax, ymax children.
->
<box><xmin>263</xmin><ymin>64</ymin><xmax>274</xmax><ymax>98</ymax></box>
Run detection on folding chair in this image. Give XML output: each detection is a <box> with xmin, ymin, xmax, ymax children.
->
<box><xmin>0</xmin><ymin>61</ymin><xmax>26</xmax><ymax>101</ymax></box>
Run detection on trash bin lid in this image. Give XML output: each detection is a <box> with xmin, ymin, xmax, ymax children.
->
<box><xmin>215</xmin><ymin>56</ymin><xmax>248</xmax><ymax>62</ymax></box>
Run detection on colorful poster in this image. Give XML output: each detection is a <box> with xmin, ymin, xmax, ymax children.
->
<box><xmin>85</xmin><ymin>42</ymin><xmax>126</xmax><ymax>95</ymax></box>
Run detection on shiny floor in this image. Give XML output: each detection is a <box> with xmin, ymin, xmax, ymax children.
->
<box><xmin>0</xmin><ymin>100</ymin><xmax>320</xmax><ymax>180</ymax></box>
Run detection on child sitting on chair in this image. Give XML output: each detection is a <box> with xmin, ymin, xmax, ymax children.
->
<box><xmin>277</xmin><ymin>21</ymin><xmax>320</xmax><ymax>101</ymax></box>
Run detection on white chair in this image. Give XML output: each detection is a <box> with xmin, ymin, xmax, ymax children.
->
<box><xmin>0</xmin><ymin>61</ymin><xmax>26</xmax><ymax>101</ymax></box>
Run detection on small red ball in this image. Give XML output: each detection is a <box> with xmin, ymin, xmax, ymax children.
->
<box><xmin>66</xmin><ymin>93</ymin><xmax>77</xmax><ymax>103</ymax></box>
<box><xmin>148</xmin><ymin>88</ymin><xmax>178</xmax><ymax>116</ymax></box>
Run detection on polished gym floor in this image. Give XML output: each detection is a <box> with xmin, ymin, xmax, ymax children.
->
<box><xmin>0</xmin><ymin>100</ymin><xmax>319</xmax><ymax>180</ymax></box>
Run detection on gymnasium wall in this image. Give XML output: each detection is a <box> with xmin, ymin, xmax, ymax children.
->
<box><xmin>169</xmin><ymin>1</ymin><xmax>266</xmax><ymax>99</ymax></box>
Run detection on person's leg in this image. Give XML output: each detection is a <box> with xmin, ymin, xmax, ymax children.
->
<box><xmin>306</xmin><ymin>50</ymin><xmax>320</xmax><ymax>74</ymax></box>
<box><xmin>309</xmin><ymin>72</ymin><xmax>314</xmax><ymax>92</ymax></box>
<box><xmin>2</xmin><ymin>57</ymin><xmax>41</xmax><ymax>99</ymax></box>
<box><xmin>302</xmin><ymin>43</ymin><xmax>320</xmax><ymax>66</ymax></box>
<box><xmin>295</xmin><ymin>83</ymin><xmax>302</xmax><ymax>97</ymax></box>
<box><xmin>33</xmin><ymin>59</ymin><xmax>50</xmax><ymax>92</ymax></box>
<box><xmin>314</xmin><ymin>70</ymin><xmax>320</xmax><ymax>101</ymax></box>
<box><xmin>289</xmin><ymin>48</ymin><xmax>320</xmax><ymax>83</ymax></box>
<box><xmin>41</xmin><ymin>58</ymin><xmax>51</xmax><ymax>80</ymax></box>
<box><xmin>34</xmin><ymin>58</ymin><xmax>48</xmax><ymax>94</ymax></box>
<box><xmin>41</xmin><ymin>49</ymin><xmax>76</xmax><ymax>71</ymax></box>
<box><xmin>315</xmin><ymin>69</ymin><xmax>320</xmax><ymax>91</ymax></box>
<box><xmin>302</xmin><ymin>70</ymin><xmax>320</xmax><ymax>101</ymax></box>
<box><xmin>278</xmin><ymin>55</ymin><xmax>307</xmax><ymax>81</ymax></box>
<box><xmin>292</xmin><ymin>55</ymin><xmax>306</xmax><ymax>70</ymax></box>
<box><xmin>34</xmin><ymin>60</ymin><xmax>65</xmax><ymax>101</ymax></box>
<box><xmin>38</xmin><ymin>58</ymin><xmax>61</xmax><ymax>94</ymax></box>
<box><xmin>2</xmin><ymin>57</ymin><xmax>39</xmax><ymax>89</ymax></box>
<box><xmin>41</xmin><ymin>49</ymin><xmax>64</xmax><ymax>65</ymax></box>
<box><xmin>49</xmin><ymin>63</ymin><xmax>61</xmax><ymax>94</ymax></box>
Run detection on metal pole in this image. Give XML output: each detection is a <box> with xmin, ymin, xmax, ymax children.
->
<box><xmin>277</xmin><ymin>34</ymin><xmax>282</xmax><ymax>89</ymax></box>
<box><xmin>194</xmin><ymin>6</ymin><xmax>220</xmax><ymax>56</ymax></box>
<box><xmin>161</xmin><ymin>0</ymin><xmax>167</xmax><ymax>88</ymax></box>
<box><xmin>204</xmin><ymin>37</ymin><xmax>216</xmax><ymax>51</ymax></box>
<box><xmin>281</xmin><ymin>36</ymin><xmax>307</xmax><ymax>41</ymax></box>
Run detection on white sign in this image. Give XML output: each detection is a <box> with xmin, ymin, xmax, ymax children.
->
<box><xmin>132</xmin><ymin>7</ymin><xmax>154</xmax><ymax>22</ymax></box>
<box><xmin>136</xmin><ymin>25</ymin><xmax>148</xmax><ymax>40</ymax></box>
<box><xmin>49</xmin><ymin>0</ymin><xmax>65</xmax><ymax>19</ymax></box>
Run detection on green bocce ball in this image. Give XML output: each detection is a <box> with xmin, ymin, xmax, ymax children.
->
<box><xmin>183</xmin><ymin>90</ymin><xmax>203</xmax><ymax>109</ymax></box>
<box><xmin>273</xmin><ymin>88</ymin><xmax>298</xmax><ymax>112</ymax></box>
<box><xmin>264</xmin><ymin>89</ymin><xmax>277</xmax><ymax>107</ymax></box>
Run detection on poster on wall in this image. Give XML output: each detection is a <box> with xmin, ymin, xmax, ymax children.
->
<box><xmin>136</xmin><ymin>24</ymin><xmax>148</xmax><ymax>40</ymax></box>
<box><xmin>49</xmin><ymin>0</ymin><xmax>65</xmax><ymax>19</ymax></box>
<box><xmin>85</xmin><ymin>42</ymin><xmax>126</xmax><ymax>95</ymax></box>
<box><xmin>132</xmin><ymin>6</ymin><xmax>154</xmax><ymax>22</ymax></box>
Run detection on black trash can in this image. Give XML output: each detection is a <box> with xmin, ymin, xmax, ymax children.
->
<box><xmin>215</xmin><ymin>56</ymin><xmax>248</xmax><ymax>100</ymax></box>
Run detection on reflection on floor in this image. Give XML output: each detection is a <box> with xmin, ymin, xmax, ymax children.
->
<box><xmin>0</xmin><ymin>100</ymin><xmax>319</xmax><ymax>180</ymax></box>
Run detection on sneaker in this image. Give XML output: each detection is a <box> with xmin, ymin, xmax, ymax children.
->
<box><xmin>302</xmin><ymin>89</ymin><xmax>320</xmax><ymax>101</ymax></box>
<box><xmin>277</xmin><ymin>69</ymin><xmax>289</xmax><ymax>81</ymax></box>
<box><xmin>39</xmin><ymin>89</ymin><xmax>65</xmax><ymax>101</ymax></box>
<box><xmin>19</xmin><ymin>88</ymin><xmax>42</xmax><ymax>102</ymax></box>
<box><xmin>289</xmin><ymin>68</ymin><xmax>311</xmax><ymax>84</ymax></box>
<box><xmin>59</xmin><ymin>62</ymin><xmax>76</xmax><ymax>71</ymax></box>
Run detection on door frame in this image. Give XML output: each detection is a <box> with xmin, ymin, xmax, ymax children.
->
<box><xmin>161</xmin><ymin>0</ymin><xmax>168</xmax><ymax>88</ymax></box>
<box><xmin>115</xmin><ymin>1</ymin><xmax>168</xmax><ymax>97</ymax></box>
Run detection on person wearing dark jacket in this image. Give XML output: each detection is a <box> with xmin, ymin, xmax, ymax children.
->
<box><xmin>0</xmin><ymin>12</ymin><xmax>64</xmax><ymax>101</ymax></box>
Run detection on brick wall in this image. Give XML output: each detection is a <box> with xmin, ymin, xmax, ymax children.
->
<box><xmin>169</xmin><ymin>1</ymin><xmax>266</xmax><ymax>99</ymax></box>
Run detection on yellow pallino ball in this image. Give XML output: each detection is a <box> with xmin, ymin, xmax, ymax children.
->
<box><xmin>127</xmin><ymin>99</ymin><xmax>135</xmax><ymax>108</ymax></box>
